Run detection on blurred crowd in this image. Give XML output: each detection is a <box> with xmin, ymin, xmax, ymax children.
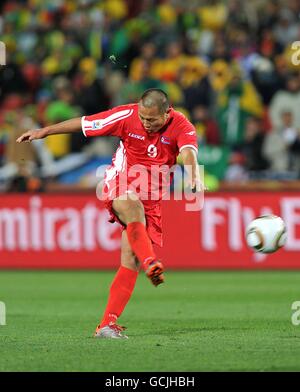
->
<box><xmin>1</xmin><ymin>0</ymin><xmax>300</xmax><ymax>192</ymax></box>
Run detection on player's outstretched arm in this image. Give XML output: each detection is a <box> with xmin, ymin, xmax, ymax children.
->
<box><xmin>16</xmin><ymin>117</ymin><xmax>82</xmax><ymax>143</ymax></box>
<box><xmin>180</xmin><ymin>147</ymin><xmax>205</xmax><ymax>192</ymax></box>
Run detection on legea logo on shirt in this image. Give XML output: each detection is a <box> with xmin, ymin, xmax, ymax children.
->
<box><xmin>129</xmin><ymin>133</ymin><xmax>145</xmax><ymax>141</ymax></box>
<box><xmin>161</xmin><ymin>136</ymin><xmax>171</xmax><ymax>145</ymax></box>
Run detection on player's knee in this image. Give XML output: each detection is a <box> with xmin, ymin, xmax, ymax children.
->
<box><xmin>113</xmin><ymin>198</ymin><xmax>145</xmax><ymax>224</ymax></box>
<box><xmin>127</xmin><ymin>202</ymin><xmax>145</xmax><ymax>223</ymax></box>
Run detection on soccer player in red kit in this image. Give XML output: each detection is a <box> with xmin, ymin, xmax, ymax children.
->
<box><xmin>17</xmin><ymin>89</ymin><xmax>201</xmax><ymax>339</ymax></box>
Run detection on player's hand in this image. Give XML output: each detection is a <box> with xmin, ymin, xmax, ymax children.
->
<box><xmin>16</xmin><ymin>128</ymin><xmax>48</xmax><ymax>143</ymax></box>
<box><xmin>191</xmin><ymin>178</ymin><xmax>208</xmax><ymax>193</ymax></box>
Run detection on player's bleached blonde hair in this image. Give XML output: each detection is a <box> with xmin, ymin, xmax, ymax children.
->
<box><xmin>139</xmin><ymin>89</ymin><xmax>170</xmax><ymax>114</ymax></box>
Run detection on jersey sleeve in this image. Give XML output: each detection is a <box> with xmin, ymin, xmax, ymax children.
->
<box><xmin>176</xmin><ymin>119</ymin><xmax>198</xmax><ymax>154</ymax></box>
<box><xmin>81</xmin><ymin>106</ymin><xmax>134</xmax><ymax>138</ymax></box>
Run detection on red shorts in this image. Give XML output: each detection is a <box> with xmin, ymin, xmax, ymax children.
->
<box><xmin>101</xmin><ymin>174</ymin><xmax>163</xmax><ymax>246</ymax></box>
<box><xmin>104</xmin><ymin>198</ymin><xmax>163</xmax><ymax>247</ymax></box>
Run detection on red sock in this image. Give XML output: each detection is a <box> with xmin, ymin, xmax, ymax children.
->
<box><xmin>126</xmin><ymin>222</ymin><xmax>156</xmax><ymax>270</ymax></box>
<box><xmin>100</xmin><ymin>266</ymin><xmax>138</xmax><ymax>328</ymax></box>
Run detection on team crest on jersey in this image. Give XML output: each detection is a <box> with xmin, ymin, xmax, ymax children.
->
<box><xmin>161</xmin><ymin>136</ymin><xmax>171</xmax><ymax>145</ymax></box>
<box><xmin>93</xmin><ymin>120</ymin><xmax>103</xmax><ymax>130</ymax></box>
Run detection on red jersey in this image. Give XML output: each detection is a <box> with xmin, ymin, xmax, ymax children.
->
<box><xmin>81</xmin><ymin>104</ymin><xmax>198</xmax><ymax>201</ymax></box>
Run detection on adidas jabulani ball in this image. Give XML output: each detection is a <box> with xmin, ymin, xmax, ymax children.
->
<box><xmin>246</xmin><ymin>215</ymin><xmax>287</xmax><ymax>253</ymax></box>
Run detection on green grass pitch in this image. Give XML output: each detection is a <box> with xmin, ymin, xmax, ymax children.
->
<box><xmin>0</xmin><ymin>270</ymin><xmax>300</xmax><ymax>371</ymax></box>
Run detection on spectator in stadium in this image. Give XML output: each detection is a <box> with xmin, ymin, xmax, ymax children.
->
<box><xmin>156</xmin><ymin>41</ymin><xmax>186</xmax><ymax>83</ymax></box>
<box><xmin>209</xmin><ymin>36</ymin><xmax>231</xmax><ymax>63</ymax></box>
<box><xmin>0</xmin><ymin>110</ymin><xmax>43</xmax><ymax>192</ymax></box>
<box><xmin>74</xmin><ymin>57</ymin><xmax>110</xmax><ymax>117</ymax></box>
<box><xmin>263</xmin><ymin>110</ymin><xmax>300</xmax><ymax>175</ymax></box>
<box><xmin>44</xmin><ymin>77</ymin><xmax>82</xmax><ymax>158</ymax></box>
<box><xmin>273</xmin><ymin>8</ymin><xmax>300</xmax><ymax>47</ymax></box>
<box><xmin>216</xmin><ymin>63</ymin><xmax>264</xmax><ymax>146</ymax></box>
<box><xmin>250</xmin><ymin>55</ymin><xmax>283</xmax><ymax>105</ymax></box>
<box><xmin>192</xmin><ymin>105</ymin><xmax>221</xmax><ymax>145</ymax></box>
<box><xmin>180</xmin><ymin>58</ymin><xmax>212</xmax><ymax>114</ymax></box>
<box><xmin>0</xmin><ymin>52</ymin><xmax>28</xmax><ymax>102</ymax></box>
<box><xmin>121</xmin><ymin>59</ymin><xmax>166</xmax><ymax>104</ymax></box>
<box><xmin>269</xmin><ymin>73</ymin><xmax>300</xmax><ymax>130</ymax></box>
<box><xmin>209</xmin><ymin>60</ymin><xmax>232</xmax><ymax>92</ymax></box>
<box><xmin>129</xmin><ymin>41</ymin><xmax>161</xmax><ymax>82</ymax></box>
<box><xmin>239</xmin><ymin>116</ymin><xmax>269</xmax><ymax>174</ymax></box>
<box><xmin>224</xmin><ymin>151</ymin><xmax>249</xmax><ymax>182</ymax></box>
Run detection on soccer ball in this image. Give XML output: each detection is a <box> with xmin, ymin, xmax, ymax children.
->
<box><xmin>245</xmin><ymin>215</ymin><xmax>287</xmax><ymax>253</ymax></box>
